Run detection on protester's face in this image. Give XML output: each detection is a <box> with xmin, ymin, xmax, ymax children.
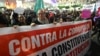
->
<box><xmin>18</xmin><ymin>17</ymin><xmax>23</xmax><ymax>22</ymax></box>
<box><xmin>18</xmin><ymin>15</ymin><xmax>25</xmax><ymax>22</ymax></box>
<box><xmin>37</xmin><ymin>10</ymin><xmax>45</xmax><ymax>20</ymax></box>
<box><xmin>18</xmin><ymin>16</ymin><xmax>25</xmax><ymax>22</ymax></box>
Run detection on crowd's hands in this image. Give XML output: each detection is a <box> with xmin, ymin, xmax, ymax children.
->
<box><xmin>53</xmin><ymin>21</ymin><xmax>57</xmax><ymax>25</ymax></box>
<box><xmin>13</xmin><ymin>25</ymin><xmax>19</xmax><ymax>29</ymax></box>
<box><xmin>13</xmin><ymin>20</ymin><xmax>63</xmax><ymax>28</ymax></box>
<box><xmin>53</xmin><ymin>18</ymin><xmax>63</xmax><ymax>25</ymax></box>
<box><xmin>30</xmin><ymin>19</ymin><xmax>63</xmax><ymax>27</ymax></box>
<box><xmin>30</xmin><ymin>23</ymin><xmax>36</xmax><ymax>26</ymax></box>
<box><xmin>30</xmin><ymin>22</ymin><xmax>58</xmax><ymax>27</ymax></box>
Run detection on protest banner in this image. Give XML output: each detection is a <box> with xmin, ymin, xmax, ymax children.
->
<box><xmin>0</xmin><ymin>20</ymin><xmax>92</xmax><ymax>56</ymax></box>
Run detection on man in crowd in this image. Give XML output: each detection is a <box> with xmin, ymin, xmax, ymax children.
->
<box><xmin>31</xmin><ymin>9</ymin><xmax>49</xmax><ymax>26</ymax></box>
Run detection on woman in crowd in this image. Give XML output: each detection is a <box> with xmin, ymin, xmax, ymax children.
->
<box><xmin>11</xmin><ymin>13</ymin><xmax>26</xmax><ymax>26</ymax></box>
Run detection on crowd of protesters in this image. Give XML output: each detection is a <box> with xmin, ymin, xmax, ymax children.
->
<box><xmin>0</xmin><ymin>8</ymin><xmax>97</xmax><ymax>28</ymax></box>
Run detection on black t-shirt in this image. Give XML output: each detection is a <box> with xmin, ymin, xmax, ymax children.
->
<box><xmin>32</xmin><ymin>19</ymin><xmax>44</xmax><ymax>25</ymax></box>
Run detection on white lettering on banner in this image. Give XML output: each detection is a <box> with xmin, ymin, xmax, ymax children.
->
<box><xmin>9</xmin><ymin>40</ymin><xmax>20</xmax><ymax>56</ymax></box>
<box><xmin>8</xmin><ymin>31</ymin><xmax>58</xmax><ymax>56</ymax></box>
<box><xmin>59</xmin><ymin>29</ymin><xmax>67</xmax><ymax>39</ymax></box>
<box><xmin>40</xmin><ymin>31</ymin><xmax>57</xmax><ymax>46</ymax></box>
<box><xmin>21</xmin><ymin>37</ymin><xmax>31</xmax><ymax>52</ymax></box>
<box><xmin>52</xmin><ymin>31</ymin><xmax>57</xmax><ymax>42</ymax></box>
<box><xmin>40</xmin><ymin>33</ymin><xmax>45</xmax><ymax>45</ymax></box>
<box><xmin>31</xmin><ymin>35</ymin><xmax>41</xmax><ymax>49</ymax></box>
<box><xmin>68</xmin><ymin>24</ymin><xmax>89</xmax><ymax>36</ymax></box>
<box><xmin>46</xmin><ymin>32</ymin><xmax>52</xmax><ymax>44</ymax></box>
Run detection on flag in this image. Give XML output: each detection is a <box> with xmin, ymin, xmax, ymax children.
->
<box><xmin>93</xmin><ymin>3</ymin><xmax>96</xmax><ymax>14</ymax></box>
<box><xmin>34</xmin><ymin>0</ymin><xmax>44</xmax><ymax>13</ymax></box>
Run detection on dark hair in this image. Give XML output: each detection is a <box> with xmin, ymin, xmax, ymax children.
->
<box><xmin>0</xmin><ymin>14</ymin><xmax>8</xmax><ymax>26</ymax></box>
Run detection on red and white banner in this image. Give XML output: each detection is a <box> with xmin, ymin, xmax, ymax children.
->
<box><xmin>0</xmin><ymin>20</ymin><xmax>92</xmax><ymax>56</ymax></box>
